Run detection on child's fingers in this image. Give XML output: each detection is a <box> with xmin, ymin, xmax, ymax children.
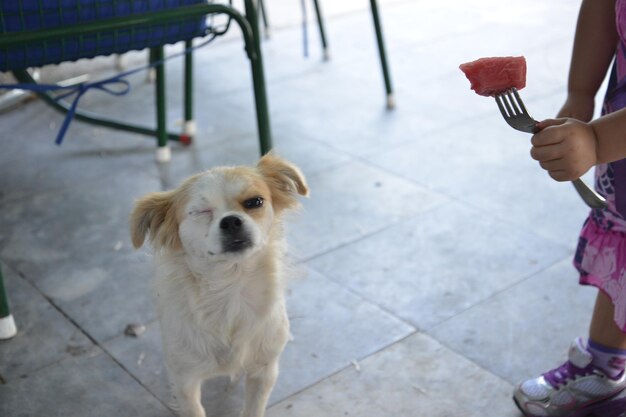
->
<box><xmin>534</xmin><ymin>155</ymin><xmax>572</xmax><ymax>182</ymax></box>
<box><xmin>547</xmin><ymin>169</ymin><xmax>571</xmax><ymax>182</ymax></box>
<box><xmin>538</xmin><ymin>158</ymin><xmax>563</xmax><ymax>172</ymax></box>
<box><xmin>531</xmin><ymin>121</ymin><xmax>568</xmax><ymax>147</ymax></box>
<box><xmin>535</xmin><ymin>118</ymin><xmax>568</xmax><ymax>131</ymax></box>
<box><xmin>530</xmin><ymin>142</ymin><xmax>563</xmax><ymax>162</ymax></box>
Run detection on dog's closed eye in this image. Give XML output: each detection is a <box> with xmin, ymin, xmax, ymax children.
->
<box><xmin>190</xmin><ymin>208</ymin><xmax>214</xmax><ymax>216</ymax></box>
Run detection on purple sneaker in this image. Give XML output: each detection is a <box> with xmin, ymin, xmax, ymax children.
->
<box><xmin>513</xmin><ymin>338</ymin><xmax>626</xmax><ymax>417</ymax></box>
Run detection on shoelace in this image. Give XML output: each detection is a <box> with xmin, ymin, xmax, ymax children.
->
<box><xmin>543</xmin><ymin>361</ymin><xmax>597</xmax><ymax>389</ymax></box>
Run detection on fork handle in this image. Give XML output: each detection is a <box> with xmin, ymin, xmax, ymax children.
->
<box><xmin>571</xmin><ymin>178</ymin><xmax>607</xmax><ymax>209</ymax></box>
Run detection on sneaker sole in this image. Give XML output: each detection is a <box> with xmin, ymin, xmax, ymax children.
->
<box><xmin>589</xmin><ymin>390</ymin><xmax>626</xmax><ymax>417</ymax></box>
<box><xmin>513</xmin><ymin>391</ymin><xmax>626</xmax><ymax>417</ymax></box>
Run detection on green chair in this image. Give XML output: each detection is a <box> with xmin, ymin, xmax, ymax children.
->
<box><xmin>0</xmin><ymin>0</ymin><xmax>274</xmax><ymax>161</ymax></box>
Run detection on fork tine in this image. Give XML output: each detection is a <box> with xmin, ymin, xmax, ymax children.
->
<box><xmin>506</xmin><ymin>90</ymin><xmax>521</xmax><ymax>115</ymax></box>
<box><xmin>500</xmin><ymin>91</ymin><xmax>514</xmax><ymax>116</ymax></box>
<box><xmin>511</xmin><ymin>88</ymin><xmax>530</xmax><ymax>116</ymax></box>
<box><xmin>495</xmin><ymin>94</ymin><xmax>509</xmax><ymax>118</ymax></box>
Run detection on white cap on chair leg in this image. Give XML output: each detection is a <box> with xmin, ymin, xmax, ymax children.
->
<box><xmin>146</xmin><ymin>68</ymin><xmax>156</xmax><ymax>84</ymax></box>
<box><xmin>183</xmin><ymin>120</ymin><xmax>197</xmax><ymax>137</ymax></box>
<box><xmin>155</xmin><ymin>145</ymin><xmax>171</xmax><ymax>163</ymax></box>
<box><xmin>323</xmin><ymin>48</ymin><xmax>331</xmax><ymax>61</ymax></box>
<box><xmin>386</xmin><ymin>93</ymin><xmax>396</xmax><ymax>110</ymax></box>
<box><xmin>0</xmin><ymin>314</ymin><xmax>17</xmax><ymax>339</ymax></box>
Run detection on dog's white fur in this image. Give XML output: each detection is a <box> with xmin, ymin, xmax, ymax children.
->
<box><xmin>130</xmin><ymin>154</ymin><xmax>308</xmax><ymax>417</ymax></box>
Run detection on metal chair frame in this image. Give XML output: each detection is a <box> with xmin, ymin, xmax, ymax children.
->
<box><xmin>0</xmin><ymin>2</ymin><xmax>273</xmax><ymax>160</ymax></box>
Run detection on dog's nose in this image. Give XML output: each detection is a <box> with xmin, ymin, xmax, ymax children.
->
<box><xmin>220</xmin><ymin>215</ymin><xmax>243</xmax><ymax>233</ymax></box>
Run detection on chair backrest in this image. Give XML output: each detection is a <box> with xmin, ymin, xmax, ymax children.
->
<box><xmin>0</xmin><ymin>0</ymin><xmax>207</xmax><ymax>71</ymax></box>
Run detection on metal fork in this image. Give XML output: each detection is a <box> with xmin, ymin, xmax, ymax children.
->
<box><xmin>495</xmin><ymin>88</ymin><xmax>607</xmax><ymax>209</ymax></box>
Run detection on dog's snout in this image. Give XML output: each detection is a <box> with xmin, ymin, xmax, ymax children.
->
<box><xmin>220</xmin><ymin>215</ymin><xmax>251</xmax><ymax>253</ymax></box>
<box><xmin>220</xmin><ymin>215</ymin><xmax>243</xmax><ymax>233</ymax></box>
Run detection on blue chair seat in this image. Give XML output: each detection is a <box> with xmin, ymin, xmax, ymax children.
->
<box><xmin>0</xmin><ymin>0</ymin><xmax>207</xmax><ymax>71</ymax></box>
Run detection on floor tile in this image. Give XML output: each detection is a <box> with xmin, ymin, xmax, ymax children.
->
<box><xmin>287</xmin><ymin>160</ymin><xmax>450</xmax><ymax>260</ymax></box>
<box><xmin>104</xmin><ymin>322</ymin><xmax>247</xmax><ymax>417</ymax></box>
<box><xmin>429</xmin><ymin>258</ymin><xmax>597</xmax><ymax>385</ymax></box>
<box><xmin>0</xmin><ymin>173</ymin><xmax>163</xmax><ymax>343</ymax></box>
<box><xmin>308</xmin><ymin>201</ymin><xmax>571</xmax><ymax>330</ymax></box>
<box><xmin>367</xmin><ymin>111</ymin><xmax>592</xmax><ymax>247</ymax></box>
<box><xmin>273</xmin><ymin>268</ymin><xmax>415</xmax><ymax>401</ymax></box>
<box><xmin>0</xmin><ymin>349</ymin><xmax>173</xmax><ymax>417</ymax></box>
<box><xmin>157</xmin><ymin>122</ymin><xmax>354</xmax><ymax>190</ymax></box>
<box><xmin>266</xmin><ymin>332</ymin><xmax>519</xmax><ymax>417</ymax></box>
<box><xmin>0</xmin><ymin>171</ymin><xmax>161</xmax><ymax>282</ymax></box>
<box><xmin>0</xmin><ymin>100</ymin><xmax>153</xmax><ymax>203</ymax></box>
<box><xmin>0</xmin><ymin>262</ymin><xmax>93</xmax><ymax>381</ymax></box>
<box><xmin>35</xmin><ymin>251</ymin><xmax>158</xmax><ymax>344</ymax></box>
<box><xmin>103</xmin><ymin>322</ymin><xmax>170</xmax><ymax>404</ymax></box>
<box><xmin>212</xmin><ymin>123</ymin><xmax>355</xmax><ymax>179</ymax></box>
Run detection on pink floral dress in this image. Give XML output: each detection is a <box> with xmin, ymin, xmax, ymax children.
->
<box><xmin>574</xmin><ymin>0</ymin><xmax>626</xmax><ymax>332</ymax></box>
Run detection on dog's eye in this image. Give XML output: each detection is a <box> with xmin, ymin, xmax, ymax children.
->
<box><xmin>243</xmin><ymin>197</ymin><xmax>264</xmax><ymax>209</ymax></box>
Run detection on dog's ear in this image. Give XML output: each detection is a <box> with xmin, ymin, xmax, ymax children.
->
<box><xmin>130</xmin><ymin>190</ymin><xmax>182</xmax><ymax>251</ymax></box>
<box><xmin>257</xmin><ymin>152</ymin><xmax>309</xmax><ymax>213</ymax></box>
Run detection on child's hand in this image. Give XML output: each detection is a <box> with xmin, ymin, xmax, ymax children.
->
<box><xmin>557</xmin><ymin>93</ymin><xmax>595</xmax><ymax>122</ymax></box>
<box><xmin>530</xmin><ymin>118</ymin><xmax>599</xmax><ymax>181</ymax></box>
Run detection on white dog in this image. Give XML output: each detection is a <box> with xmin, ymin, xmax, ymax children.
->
<box><xmin>130</xmin><ymin>153</ymin><xmax>308</xmax><ymax>417</ymax></box>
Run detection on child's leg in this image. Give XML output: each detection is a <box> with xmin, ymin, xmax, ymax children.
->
<box><xmin>589</xmin><ymin>291</ymin><xmax>626</xmax><ymax>349</ymax></box>
<box><xmin>587</xmin><ymin>290</ymin><xmax>626</xmax><ymax>378</ymax></box>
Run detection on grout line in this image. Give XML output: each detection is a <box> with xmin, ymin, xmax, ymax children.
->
<box><xmin>302</xmin><ymin>259</ymin><xmax>420</xmax><ymax>332</ymax></box>
<box><xmin>4</xmin><ymin>265</ymin><xmax>175</xmax><ymax>415</ymax></box>
<box><xmin>350</xmin><ymin>122</ymin><xmax>578</xmax><ymax>252</ymax></box>
<box><xmin>424</xmin><ymin>252</ymin><xmax>574</xmax><ymax>335</ymax></box>
<box><xmin>299</xmin><ymin>198</ymin><xmax>449</xmax><ymax>263</ymax></box>
<box><xmin>268</xmin><ymin>328</ymin><xmax>419</xmax><ymax>408</ymax></box>
<box><xmin>269</xmin><ymin>326</ymin><xmax>516</xmax><ymax>408</ymax></box>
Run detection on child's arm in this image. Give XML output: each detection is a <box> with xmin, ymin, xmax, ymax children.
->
<box><xmin>531</xmin><ymin>109</ymin><xmax>626</xmax><ymax>181</ymax></box>
<box><xmin>558</xmin><ymin>0</ymin><xmax>618</xmax><ymax>121</ymax></box>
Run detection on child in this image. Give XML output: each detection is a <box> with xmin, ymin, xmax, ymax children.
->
<box><xmin>513</xmin><ymin>1</ymin><xmax>626</xmax><ymax>416</ymax></box>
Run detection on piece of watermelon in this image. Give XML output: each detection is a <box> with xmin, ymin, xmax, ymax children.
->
<box><xmin>459</xmin><ymin>56</ymin><xmax>527</xmax><ymax>96</ymax></box>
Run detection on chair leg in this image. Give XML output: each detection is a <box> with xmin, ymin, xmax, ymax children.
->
<box><xmin>183</xmin><ymin>40</ymin><xmax>195</xmax><ymax>144</ymax></box>
<box><xmin>369</xmin><ymin>0</ymin><xmax>394</xmax><ymax>109</ymax></box>
<box><xmin>311</xmin><ymin>0</ymin><xmax>330</xmax><ymax>60</ymax></box>
<box><xmin>244</xmin><ymin>0</ymin><xmax>273</xmax><ymax>155</ymax></box>
<box><xmin>258</xmin><ymin>0</ymin><xmax>271</xmax><ymax>39</ymax></box>
<box><xmin>0</xmin><ymin>265</ymin><xmax>17</xmax><ymax>340</ymax></box>
<box><xmin>152</xmin><ymin>46</ymin><xmax>171</xmax><ymax>162</ymax></box>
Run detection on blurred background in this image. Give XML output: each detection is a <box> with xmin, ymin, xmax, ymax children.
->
<box><xmin>0</xmin><ymin>0</ymin><xmax>605</xmax><ymax>416</ymax></box>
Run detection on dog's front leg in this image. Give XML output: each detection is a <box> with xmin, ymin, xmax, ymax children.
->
<box><xmin>170</xmin><ymin>373</ymin><xmax>206</xmax><ymax>417</ymax></box>
<box><xmin>241</xmin><ymin>361</ymin><xmax>279</xmax><ymax>417</ymax></box>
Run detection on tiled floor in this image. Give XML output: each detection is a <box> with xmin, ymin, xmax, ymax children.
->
<box><xmin>0</xmin><ymin>0</ymin><xmax>608</xmax><ymax>416</ymax></box>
